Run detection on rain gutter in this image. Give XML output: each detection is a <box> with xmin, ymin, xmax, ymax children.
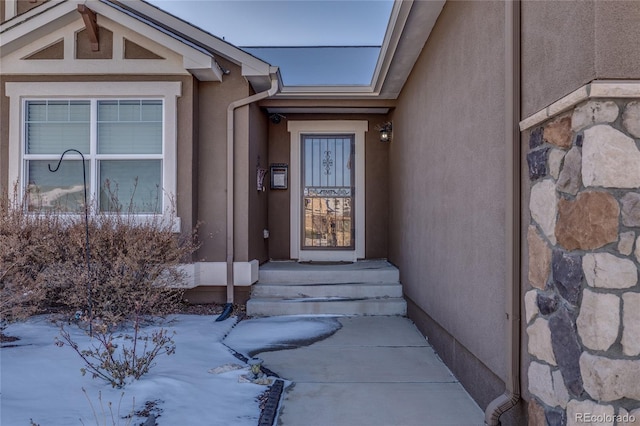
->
<box><xmin>484</xmin><ymin>1</ymin><xmax>521</xmax><ymax>424</ymax></box>
<box><xmin>224</xmin><ymin>73</ymin><xmax>279</xmax><ymax>308</ymax></box>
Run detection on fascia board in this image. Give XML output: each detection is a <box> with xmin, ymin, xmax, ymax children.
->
<box><xmin>276</xmin><ymin>85</ymin><xmax>377</xmax><ymax>98</ymax></box>
<box><xmin>121</xmin><ymin>0</ymin><xmax>273</xmax><ymax>78</ymax></box>
<box><xmin>370</xmin><ymin>0</ymin><xmax>414</xmax><ymax>92</ymax></box>
<box><xmin>184</xmin><ymin>56</ymin><xmax>222</xmax><ymax>82</ymax></box>
<box><xmin>241</xmin><ymin>61</ymin><xmax>273</xmax><ymax>78</ymax></box>
<box><xmin>376</xmin><ymin>0</ymin><xmax>445</xmax><ymax>96</ymax></box>
<box><xmin>246</xmin><ymin>66</ymin><xmax>282</xmax><ymax>92</ymax></box>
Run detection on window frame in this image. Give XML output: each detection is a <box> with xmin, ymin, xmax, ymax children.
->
<box><xmin>6</xmin><ymin>81</ymin><xmax>181</xmax><ymax>224</ymax></box>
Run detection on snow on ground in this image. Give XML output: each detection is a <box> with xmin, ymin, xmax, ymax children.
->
<box><xmin>0</xmin><ymin>314</ymin><xmax>340</xmax><ymax>425</ymax></box>
<box><xmin>222</xmin><ymin>315</ymin><xmax>341</xmax><ymax>357</ymax></box>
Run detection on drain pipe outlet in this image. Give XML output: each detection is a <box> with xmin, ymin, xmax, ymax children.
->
<box><xmin>215</xmin><ymin>303</ymin><xmax>234</xmax><ymax>322</ymax></box>
<box><xmin>485</xmin><ymin>1</ymin><xmax>521</xmax><ymax>424</ymax></box>
<box><xmin>224</xmin><ymin>73</ymin><xmax>280</xmax><ymax>311</ymax></box>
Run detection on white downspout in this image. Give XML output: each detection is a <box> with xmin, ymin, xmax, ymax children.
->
<box><xmin>225</xmin><ymin>74</ymin><xmax>279</xmax><ymax>306</ymax></box>
<box><xmin>484</xmin><ymin>0</ymin><xmax>521</xmax><ymax>424</ymax></box>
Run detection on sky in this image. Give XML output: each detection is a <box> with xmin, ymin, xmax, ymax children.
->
<box><xmin>146</xmin><ymin>0</ymin><xmax>394</xmax><ymax>47</ymax></box>
<box><xmin>1</xmin><ymin>314</ymin><xmax>341</xmax><ymax>425</ymax></box>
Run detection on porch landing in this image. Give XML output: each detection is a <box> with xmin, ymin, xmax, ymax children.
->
<box><xmin>247</xmin><ymin>260</ymin><xmax>407</xmax><ymax>316</ymax></box>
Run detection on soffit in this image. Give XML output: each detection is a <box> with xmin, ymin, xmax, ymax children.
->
<box><xmin>259</xmin><ymin>98</ymin><xmax>395</xmax><ymax>115</ymax></box>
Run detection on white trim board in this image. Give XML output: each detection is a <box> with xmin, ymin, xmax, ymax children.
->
<box><xmin>287</xmin><ymin>120</ymin><xmax>368</xmax><ymax>262</ymax></box>
<box><xmin>519</xmin><ymin>80</ymin><xmax>640</xmax><ymax>131</ymax></box>
<box><xmin>179</xmin><ymin>260</ymin><xmax>259</xmax><ymax>288</ymax></box>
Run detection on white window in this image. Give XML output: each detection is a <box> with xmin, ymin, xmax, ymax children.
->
<box><xmin>6</xmin><ymin>82</ymin><xmax>181</xmax><ymax>218</ymax></box>
<box><xmin>24</xmin><ymin>99</ymin><xmax>163</xmax><ymax>213</ymax></box>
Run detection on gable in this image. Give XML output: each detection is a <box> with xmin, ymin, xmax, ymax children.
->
<box><xmin>24</xmin><ymin>39</ymin><xmax>64</xmax><ymax>60</ymax></box>
<box><xmin>124</xmin><ymin>39</ymin><xmax>164</xmax><ymax>60</ymax></box>
<box><xmin>1</xmin><ymin>1</ymin><xmax>222</xmax><ymax>81</ymax></box>
<box><xmin>2</xmin><ymin>15</ymin><xmax>186</xmax><ymax>75</ymax></box>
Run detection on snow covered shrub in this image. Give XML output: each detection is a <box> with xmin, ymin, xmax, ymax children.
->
<box><xmin>56</xmin><ymin>310</ymin><xmax>176</xmax><ymax>388</ymax></box>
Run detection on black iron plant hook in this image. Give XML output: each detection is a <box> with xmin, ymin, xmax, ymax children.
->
<box><xmin>49</xmin><ymin>149</ymin><xmax>93</xmax><ymax>336</ymax></box>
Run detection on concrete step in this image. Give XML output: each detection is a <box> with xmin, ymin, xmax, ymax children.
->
<box><xmin>251</xmin><ymin>282</ymin><xmax>403</xmax><ymax>299</ymax></box>
<box><xmin>249</xmin><ymin>260</ymin><xmax>405</xmax><ymax>317</ymax></box>
<box><xmin>246</xmin><ymin>297</ymin><xmax>407</xmax><ymax>317</ymax></box>
<box><xmin>258</xmin><ymin>261</ymin><xmax>399</xmax><ymax>285</ymax></box>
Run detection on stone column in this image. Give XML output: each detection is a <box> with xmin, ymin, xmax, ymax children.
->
<box><xmin>523</xmin><ymin>82</ymin><xmax>640</xmax><ymax>426</ymax></box>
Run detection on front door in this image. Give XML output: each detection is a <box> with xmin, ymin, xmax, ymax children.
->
<box><xmin>302</xmin><ymin>135</ymin><xmax>355</xmax><ymax>251</ymax></box>
<box><xmin>288</xmin><ymin>120</ymin><xmax>367</xmax><ymax>262</ymax></box>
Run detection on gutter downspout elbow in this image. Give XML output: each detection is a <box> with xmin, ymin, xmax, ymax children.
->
<box><xmin>223</xmin><ymin>74</ymin><xmax>279</xmax><ymax>315</ymax></box>
<box><xmin>485</xmin><ymin>391</ymin><xmax>521</xmax><ymax>426</ymax></box>
<box><xmin>485</xmin><ymin>1</ymin><xmax>521</xmax><ymax>424</ymax></box>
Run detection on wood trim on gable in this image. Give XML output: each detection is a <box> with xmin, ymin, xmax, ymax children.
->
<box><xmin>77</xmin><ymin>4</ymin><xmax>99</xmax><ymax>51</ymax></box>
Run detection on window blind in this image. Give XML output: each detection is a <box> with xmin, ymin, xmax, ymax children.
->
<box><xmin>98</xmin><ymin>100</ymin><xmax>162</xmax><ymax>154</ymax></box>
<box><xmin>26</xmin><ymin>101</ymin><xmax>90</xmax><ymax>154</ymax></box>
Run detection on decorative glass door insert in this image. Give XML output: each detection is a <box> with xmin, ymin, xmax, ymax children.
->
<box><xmin>302</xmin><ymin>135</ymin><xmax>354</xmax><ymax>249</ymax></box>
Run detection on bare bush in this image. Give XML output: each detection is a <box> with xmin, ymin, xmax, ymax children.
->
<box><xmin>46</xmin><ymin>211</ymin><xmax>196</xmax><ymax>324</ymax></box>
<box><xmin>56</xmin><ymin>310</ymin><xmax>176</xmax><ymax>388</ymax></box>
<box><xmin>1</xmin><ymin>186</ymin><xmax>198</xmax><ymax>325</ymax></box>
<box><xmin>0</xmin><ymin>191</ymin><xmax>63</xmax><ymax>322</ymax></box>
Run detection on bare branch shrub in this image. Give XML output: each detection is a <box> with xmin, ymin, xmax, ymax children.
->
<box><xmin>1</xmin><ymin>184</ymin><xmax>198</xmax><ymax>325</ymax></box>
<box><xmin>47</xmin><ymin>210</ymin><xmax>196</xmax><ymax>324</ymax></box>
<box><xmin>56</xmin><ymin>311</ymin><xmax>176</xmax><ymax>388</ymax></box>
<box><xmin>1</xmin><ymin>187</ymin><xmax>64</xmax><ymax>322</ymax></box>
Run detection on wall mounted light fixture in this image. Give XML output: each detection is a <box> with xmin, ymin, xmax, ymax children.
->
<box><xmin>376</xmin><ymin>121</ymin><xmax>392</xmax><ymax>142</ymax></box>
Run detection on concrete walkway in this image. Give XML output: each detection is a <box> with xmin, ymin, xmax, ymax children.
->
<box><xmin>256</xmin><ymin>316</ymin><xmax>484</xmax><ymax>426</ymax></box>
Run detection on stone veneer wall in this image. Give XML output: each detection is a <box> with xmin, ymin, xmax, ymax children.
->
<box><xmin>525</xmin><ymin>96</ymin><xmax>640</xmax><ymax>426</ymax></box>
